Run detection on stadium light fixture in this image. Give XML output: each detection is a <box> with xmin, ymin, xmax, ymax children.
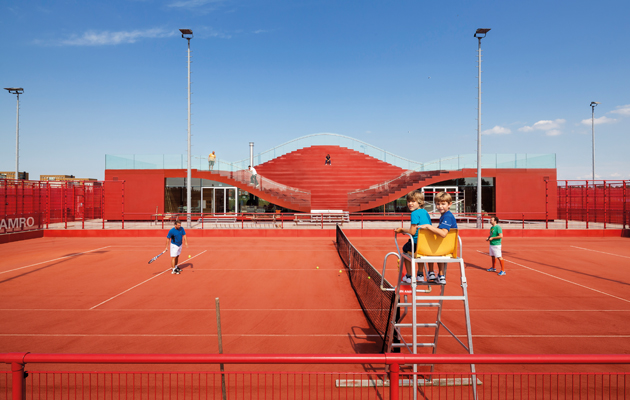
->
<box><xmin>473</xmin><ymin>29</ymin><xmax>490</xmax><ymax>229</ymax></box>
<box><xmin>180</xmin><ymin>29</ymin><xmax>193</xmax><ymax>227</ymax></box>
<box><xmin>4</xmin><ymin>87</ymin><xmax>24</xmax><ymax>180</ymax></box>
<box><xmin>590</xmin><ymin>101</ymin><xmax>600</xmax><ymax>182</ymax></box>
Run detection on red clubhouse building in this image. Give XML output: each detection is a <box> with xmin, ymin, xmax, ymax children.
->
<box><xmin>104</xmin><ymin>134</ymin><xmax>557</xmax><ymax>220</ymax></box>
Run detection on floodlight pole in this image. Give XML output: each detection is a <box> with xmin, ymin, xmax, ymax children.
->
<box><xmin>474</xmin><ymin>29</ymin><xmax>490</xmax><ymax>229</ymax></box>
<box><xmin>4</xmin><ymin>88</ymin><xmax>24</xmax><ymax>180</ymax></box>
<box><xmin>590</xmin><ymin>101</ymin><xmax>600</xmax><ymax>182</ymax></box>
<box><xmin>180</xmin><ymin>29</ymin><xmax>193</xmax><ymax>228</ymax></box>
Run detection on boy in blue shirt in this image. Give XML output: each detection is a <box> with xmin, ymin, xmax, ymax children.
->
<box><xmin>394</xmin><ymin>190</ymin><xmax>431</xmax><ymax>283</ymax></box>
<box><xmin>165</xmin><ymin>221</ymin><xmax>188</xmax><ymax>274</ymax></box>
<box><xmin>420</xmin><ymin>191</ymin><xmax>457</xmax><ymax>284</ymax></box>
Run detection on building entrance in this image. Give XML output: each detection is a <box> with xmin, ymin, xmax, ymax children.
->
<box><xmin>201</xmin><ymin>187</ymin><xmax>237</xmax><ymax>214</ymax></box>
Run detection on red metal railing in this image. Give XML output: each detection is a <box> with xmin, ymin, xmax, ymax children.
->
<box><xmin>2</xmin><ymin>353</ymin><xmax>629</xmax><ymax>400</ymax></box>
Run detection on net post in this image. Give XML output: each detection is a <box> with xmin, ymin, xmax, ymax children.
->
<box><xmin>215</xmin><ymin>298</ymin><xmax>227</xmax><ymax>400</ymax></box>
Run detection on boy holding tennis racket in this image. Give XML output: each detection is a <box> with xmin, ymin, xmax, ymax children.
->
<box><xmin>166</xmin><ymin>221</ymin><xmax>188</xmax><ymax>274</ymax></box>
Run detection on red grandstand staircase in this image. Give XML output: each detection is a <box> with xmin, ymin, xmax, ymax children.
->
<box><xmin>256</xmin><ymin>145</ymin><xmax>449</xmax><ymax>212</ymax></box>
<box><xmin>347</xmin><ymin>170</ymin><xmax>449</xmax><ymax>212</ymax></box>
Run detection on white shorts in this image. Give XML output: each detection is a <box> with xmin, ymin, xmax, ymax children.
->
<box><xmin>489</xmin><ymin>245</ymin><xmax>502</xmax><ymax>258</ymax></box>
<box><xmin>170</xmin><ymin>243</ymin><xmax>182</xmax><ymax>258</ymax></box>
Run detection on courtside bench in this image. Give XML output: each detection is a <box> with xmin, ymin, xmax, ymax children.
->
<box><xmin>294</xmin><ymin>210</ymin><xmax>350</xmax><ymax>225</ymax></box>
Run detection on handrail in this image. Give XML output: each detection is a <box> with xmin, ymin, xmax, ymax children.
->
<box><xmin>3</xmin><ymin>352</ymin><xmax>630</xmax><ymax>365</ymax></box>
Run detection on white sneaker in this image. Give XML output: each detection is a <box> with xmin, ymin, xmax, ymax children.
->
<box><xmin>417</xmin><ymin>275</ymin><xmax>425</xmax><ymax>283</ymax></box>
<box><xmin>428</xmin><ymin>272</ymin><xmax>437</xmax><ymax>282</ymax></box>
<box><xmin>437</xmin><ymin>275</ymin><xmax>446</xmax><ymax>285</ymax></box>
<box><xmin>402</xmin><ymin>275</ymin><xmax>412</xmax><ymax>284</ymax></box>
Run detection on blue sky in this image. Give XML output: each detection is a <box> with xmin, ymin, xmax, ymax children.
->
<box><xmin>1</xmin><ymin>0</ymin><xmax>629</xmax><ymax>181</ymax></box>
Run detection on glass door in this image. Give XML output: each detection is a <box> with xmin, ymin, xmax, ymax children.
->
<box><xmin>201</xmin><ymin>187</ymin><xmax>238</xmax><ymax>215</ymax></box>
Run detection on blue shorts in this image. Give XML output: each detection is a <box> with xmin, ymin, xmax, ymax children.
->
<box><xmin>402</xmin><ymin>239</ymin><xmax>416</xmax><ymax>254</ymax></box>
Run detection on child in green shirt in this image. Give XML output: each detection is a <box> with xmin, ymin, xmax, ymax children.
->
<box><xmin>486</xmin><ymin>216</ymin><xmax>505</xmax><ymax>276</ymax></box>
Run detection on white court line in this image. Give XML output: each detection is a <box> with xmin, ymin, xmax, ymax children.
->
<box><xmin>571</xmin><ymin>246</ymin><xmax>630</xmax><ymax>259</ymax></box>
<box><xmin>477</xmin><ymin>250</ymin><xmax>630</xmax><ymax>304</ymax></box>
<box><xmin>90</xmin><ymin>250</ymin><xmax>207</xmax><ymax>310</ymax></box>
<box><xmin>1</xmin><ymin>333</ymin><xmax>629</xmax><ymax>338</ymax></box>
<box><xmin>0</xmin><ymin>246</ymin><xmax>111</xmax><ymax>275</ymax></box>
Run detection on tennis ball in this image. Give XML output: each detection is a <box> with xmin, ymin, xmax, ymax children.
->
<box><xmin>188</xmin><ymin>255</ymin><xmax>191</xmax><ymax>258</ymax></box>
<box><xmin>339</xmin><ymin>270</ymin><xmax>342</xmax><ymax>273</ymax></box>
<box><xmin>316</xmin><ymin>266</ymin><xmax>319</xmax><ymax>269</ymax></box>
<box><xmin>368</xmin><ymin>276</ymin><xmax>371</xmax><ymax>279</ymax></box>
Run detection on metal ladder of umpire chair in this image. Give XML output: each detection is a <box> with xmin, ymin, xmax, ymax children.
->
<box><xmin>381</xmin><ymin>229</ymin><xmax>477</xmax><ymax>400</ymax></box>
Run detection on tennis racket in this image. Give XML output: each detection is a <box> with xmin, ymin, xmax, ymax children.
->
<box><xmin>148</xmin><ymin>250</ymin><xmax>167</xmax><ymax>264</ymax></box>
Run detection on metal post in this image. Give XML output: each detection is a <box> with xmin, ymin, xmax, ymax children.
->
<box><xmin>249</xmin><ymin>142</ymin><xmax>254</xmax><ymax>168</ymax></box>
<box><xmin>215</xmin><ymin>298</ymin><xmax>227</xmax><ymax>400</ymax></box>
<box><xmin>545</xmin><ymin>180</ymin><xmax>548</xmax><ymax>229</ymax></box>
<box><xmin>586</xmin><ymin>180</ymin><xmax>589</xmax><ymax>229</ymax></box>
<box><xmin>180</xmin><ymin>29</ymin><xmax>194</xmax><ymax>229</ymax></box>
<box><xmin>4</xmin><ymin>88</ymin><xmax>24</xmax><ymax>182</ymax></box>
<box><xmin>389</xmin><ymin>362</ymin><xmax>399</xmax><ymax>400</ymax></box>
<box><xmin>11</xmin><ymin>362</ymin><xmax>25</xmax><ymax>400</ymax></box>
<box><xmin>15</xmin><ymin>94</ymin><xmax>19</xmax><ymax>181</ymax></box>
<box><xmin>604</xmin><ymin>180</ymin><xmax>607</xmax><ymax>229</ymax></box>
<box><xmin>122</xmin><ymin>181</ymin><xmax>125</xmax><ymax>230</ymax></box>
<box><xmin>623</xmin><ymin>181</ymin><xmax>627</xmax><ymax>230</ymax></box>
<box><xmin>186</xmin><ymin>36</ymin><xmax>192</xmax><ymax>229</ymax></box>
<box><xmin>474</xmin><ymin>30</ymin><xmax>490</xmax><ymax>228</ymax></box>
<box><xmin>564</xmin><ymin>181</ymin><xmax>570</xmax><ymax>229</ymax></box>
<box><xmin>590</xmin><ymin>102</ymin><xmax>599</xmax><ymax>181</ymax></box>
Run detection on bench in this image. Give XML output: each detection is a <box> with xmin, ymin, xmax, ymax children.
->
<box><xmin>197</xmin><ymin>216</ymin><xmax>238</xmax><ymax>224</ymax></box>
<box><xmin>251</xmin><ymin>213</ymin><xmax>282</xmax><ymax>228</ymax></box>
<box><xmin>294</xmin><ymin>210</ymin><xmax>350</xmax><ymax>225</ymax></box>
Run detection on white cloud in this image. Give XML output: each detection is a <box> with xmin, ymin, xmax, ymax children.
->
<box><xmin>609</xmin><ymin>104</ymin><xmax>630</xmax><ymax>116</ymax></box>
<box><xmin>518</xmin><ymin>119</ymin><xmax>566</xmax><ymax>136</ymax></box>
<box><xmin>482</xmin><ymin>125</ymin><xmax>511</xmax><ymax>135</ymax></box>
<box><xmin>580</xmin><ymin>116</ymin><xmax>617</xmax><ymax>125</ymax></box>
<box><xmin>45</xmin><ymin>28</ymin><xmax>177</xmax><ymax>46</ymax></box>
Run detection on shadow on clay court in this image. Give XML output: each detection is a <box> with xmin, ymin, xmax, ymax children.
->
<box><xmin>0</xmin><ymin>250</ymin><xmax>109</xmax><ymax>285</ymax></box>
<box><xmin>505</xmin><ymin>253</ymin><xmax>630</xmax><ymax>287</ymax></box>
<box><xmin>464</xmin><ymin>262</ymin><xmax>487</xmax><ymax>271</ymax></box>
<box><xmin>348</xmin><ymin>326</ymin><xmax>384</xmax><ymax>374</ymax></box>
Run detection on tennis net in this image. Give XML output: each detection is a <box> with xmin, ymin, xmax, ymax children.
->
<box><xmin>336</xmin><ymin>225</ymin><xmax>396</xmax><ymax>353</ymax></box>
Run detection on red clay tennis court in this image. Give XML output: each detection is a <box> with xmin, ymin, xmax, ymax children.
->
<box><xmin>1</xmin><ymin>231</ymin><xmax>629</xmax><ymax>398</ymax></box>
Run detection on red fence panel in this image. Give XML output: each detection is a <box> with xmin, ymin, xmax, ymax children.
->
<box><xmin>2</xmin><ymin>353</ymin><xmax>630</xmax><ymax>400</ymax></box>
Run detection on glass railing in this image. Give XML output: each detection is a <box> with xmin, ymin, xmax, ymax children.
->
<box><xmin>206</xmin><ymin>160</ymin><xmax>311</xmax><ymax>208</ymax></box>
<box><xmin>106</xmin><ymin>132</ymin><xmax>555</xmax><ymax>172</ymax></box>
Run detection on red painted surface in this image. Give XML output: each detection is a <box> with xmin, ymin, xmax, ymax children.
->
<box><xmin>1</xmin><ymin>235</ymin><xmax>629</xmax><ymax>377</ymax></box>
